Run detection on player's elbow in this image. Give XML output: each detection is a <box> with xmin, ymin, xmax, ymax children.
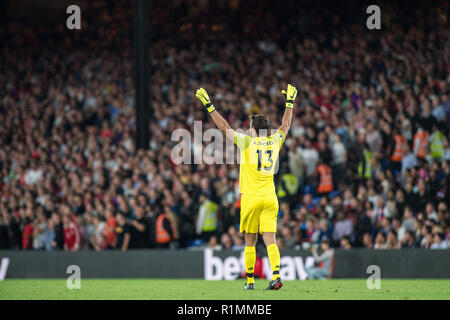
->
<box><xmin>280</xmin><ymin>122</ymin><xmax>291</xmax><ymax>134</ymax></box>
<box><xmin>218</xmin><ymin>125</ymin><xmax>227</xmax><ymax>134</ymax></box>
<box><xmin>219</xmin><ymin>122</ymin><xmax>232</xmax><ymax>134</ymax></box>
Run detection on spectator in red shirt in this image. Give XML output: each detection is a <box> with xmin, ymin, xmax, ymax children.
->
<box><xmin>104</xmin><ymin>209</ymin><xmax>117</xmax><ymax>248</ymax></box>
<box><xmin>22</xmin><ymin>217</ymin><xmax>34</xmax><ymax>250</ymax></box>
<box><xmin>63</xmin><ymin>214</ymin><xmax>80</xmax><ymax>251</ymax></box>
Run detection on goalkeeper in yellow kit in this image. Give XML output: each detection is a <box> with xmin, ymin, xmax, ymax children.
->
<box><xmin>195</xmin><ymin>84</ymin><xmax>298</xmax><ymax>290</ymax></box>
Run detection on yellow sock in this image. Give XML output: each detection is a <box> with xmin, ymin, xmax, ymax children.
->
<box><xmin>244</xmin><ymin>246</ymin><xmax>256</xmax><ymax>284</ymax></box>
<box><xmin>267</xmin><ymin>243</ymin><xmax>280</xmax><ymax>281</ymax></box>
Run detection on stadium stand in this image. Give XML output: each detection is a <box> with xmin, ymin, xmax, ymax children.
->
<box><xmin>0</xmin><ymin>0</ymin><xmax>449</xmax><ymax>251</ymax></box>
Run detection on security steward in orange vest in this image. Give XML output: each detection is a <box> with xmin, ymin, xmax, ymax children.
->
<box><xmin>315</xmin><ymin>158</ymin><xmax>334</xmax><ymax>196</ymax></box>
<box><xmin>389</xmin><ymin>129</ymin><xmax>407</xmax><ymax>173</ymax></box>
<box><xmin>413</xmin><ymin>128</ymin><xmax>428</xmax><ymax>159</ymax></box>
<box><xmin>155</xmin><ymin>211</ymin><xmax>174</xmax><ymax>249</ymax></box>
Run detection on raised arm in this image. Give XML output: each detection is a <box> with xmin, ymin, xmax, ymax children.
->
<box><xmin>278</xmin><ymin>84</ymin><xmax>298</xmax><ymax>135</ymax></box>
<box><xmin>195</xmin><ymin>88</ymin><xmax>234</xmax><ymax>141</ymax></box>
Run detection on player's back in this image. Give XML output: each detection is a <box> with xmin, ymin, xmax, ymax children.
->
<box><xmin>234</xmin><ymin>129</ymin><xmax>285</xmax><ymax>196</ymax></box>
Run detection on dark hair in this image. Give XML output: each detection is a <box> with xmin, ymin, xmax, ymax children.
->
<box><xmin>249</xmin><ymin>114</ymin><xmax>269</xmax><ymax>136</ymax></box>
<box><xmin>406</xmin><ymin>230</ymin><xmax>415</xmax><ymax>238</ymax></box>
<box><xmin>377</xmin><ymin>231</ymin><xmax>386</xmax><ymax>240</ymax></box>
<box><xmin>435</xmin><ymin>233</ymin><xmax>444</xmax><ymax>240</ymax></box>
<box><xmin>389</xmin><ymin>229</ymin><xmax>398</xmax><ymax>238</ymax></box>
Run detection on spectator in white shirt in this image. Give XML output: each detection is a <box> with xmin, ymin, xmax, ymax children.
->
<box><xmin>25</xmin><ymin>162</ymin><xmax>43</xmax><ymax>185</ymax></box>
<box><xmin>374</xmin><ymin>231</ymin><xmax>388</xmax><ymax>249</ymax></box>
<box><xmin>300</xmin><ymin>139</ymin><xmax>319</xmax><ymax>183</ymax></box>
<box><xmin>332</xmin><ymin>211</ymin><xmax>353</xmax><ymax>244</ymax></box>
<box><xmin>392</xmin><ymin>218</ymin><xmax>405</xmax><ymax>241</ymax></box>
<box><xmin>401</xmin><ymin>144</ymin><xmax>418</xmax><ymax>175</ymax></box>
<box><xmin>331</xmin><ymin>134</ymin><xmax>346</xmax><ymax>165</ymax></box>
<box><xmin>365</xmin><ymin>122</ymin><xmax>382</xmax><ymax>154</ymax></box>
<box><xmin>430</xmin><ymin>233</ymin><xmax>448</xmax><ymax>249</ymax></box>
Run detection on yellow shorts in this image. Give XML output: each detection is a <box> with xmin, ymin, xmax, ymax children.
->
<box><xmin>240</xmin><ymin>193</ymin><xmax>279</xmax><ymax>234</ymax></box>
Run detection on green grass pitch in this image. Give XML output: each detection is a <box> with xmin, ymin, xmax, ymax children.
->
<box><xmin>1</xmin><ymin>279</ymin><xmax>449</xmax><ymax>300</ymax></box>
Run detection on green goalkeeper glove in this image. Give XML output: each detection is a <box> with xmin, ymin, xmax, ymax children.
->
<box><xmin>195</xmin><ymin>88</ymin><xmax>216</xmax><ymax>113</ymax></box>
<box><xmin>281</xmin><ymin>84</ymin><xmax>298</xmax><ymax>109</ymax></box>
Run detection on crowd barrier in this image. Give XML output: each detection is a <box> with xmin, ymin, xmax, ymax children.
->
<box><xmin>0</xmin><ymin>249</ymin><xmax>449</xmax><ymax>279</ymax></box>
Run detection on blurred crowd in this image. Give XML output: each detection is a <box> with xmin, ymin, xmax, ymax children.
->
<box><xmin>0</xmin><ymin>0</ymin><xmax>449</xmax><ymax>251</ymax></box>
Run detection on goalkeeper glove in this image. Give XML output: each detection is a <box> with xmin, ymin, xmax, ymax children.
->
<box><xmin>195</xmin><ymin>88</ymin><xmax>216</xmax><ymax>113</ymax></box>
<box><xmin>281</xmin><ymin>84</ymin><xmax>298</xmax><ymax>109</ymax></box>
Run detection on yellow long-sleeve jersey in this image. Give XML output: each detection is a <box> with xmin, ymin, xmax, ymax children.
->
<box><xmin>233</xmin><ymin>130</ymin><xmax>285</xmax><ymax>196</ymax></box>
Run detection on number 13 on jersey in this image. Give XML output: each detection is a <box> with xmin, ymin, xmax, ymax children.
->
<box><xmin>256</xmin><ymin>149</ymin><xmax>274</xmax><ymax>171</ymax></box>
